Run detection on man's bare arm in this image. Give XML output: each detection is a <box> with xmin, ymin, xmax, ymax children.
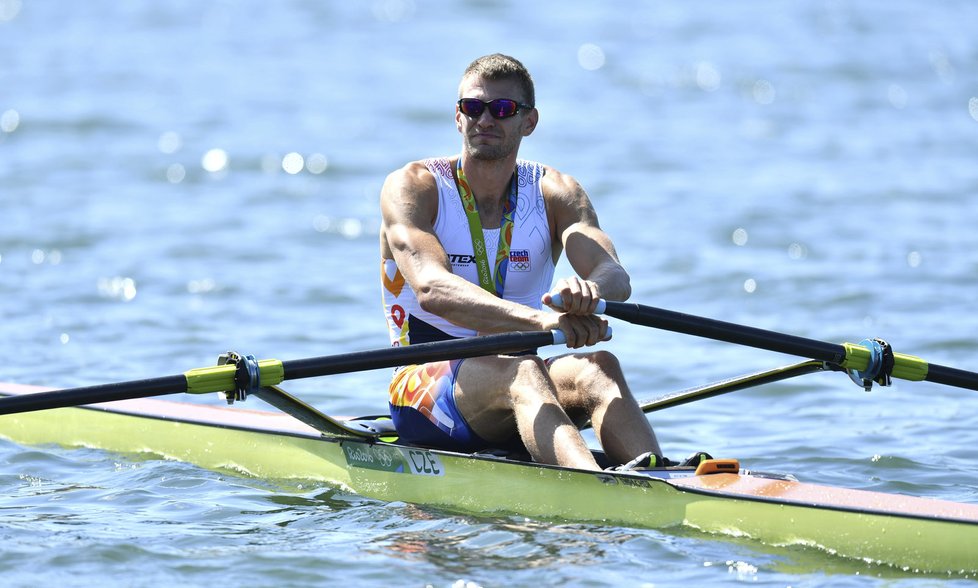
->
<box><xmin>381</xmin><ymin>162</ymin><xmax>564</xmax><ymax>337</ymax></box>
<box><xmin>542</xmin><ymin>167</ymin><xmax>631</xmax><ymax>314</ymax></box>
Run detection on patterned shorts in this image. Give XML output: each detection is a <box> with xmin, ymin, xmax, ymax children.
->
<box><xmin>388</xmin><ymin>359</ymin><xmax>493</xmax><ymax>452</ymax></box>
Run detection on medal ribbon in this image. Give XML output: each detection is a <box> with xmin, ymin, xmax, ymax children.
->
<box><xmin>455</xmin><ymin>158</ymin><xmax>518</xmax><ymax>297</ymax></box>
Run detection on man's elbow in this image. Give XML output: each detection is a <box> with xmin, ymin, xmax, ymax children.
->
<box><xmin>415</xmin><ymin>281</ymin><xmax>452</xmax><ymax>316</ymax></box>
<box><xmin>594</xmin><ymin>263</ymin><xmax>631</xmax><ymax>302</ymax></box>
<box><xmin>606</xmin><ymin>275</ymin><xmax>631</xmax><ymax>302</ymax></box>
<box><xmin>619</xmin><ymin>279</ymin><xmax>632</xmax><ymax>302</ymax></box>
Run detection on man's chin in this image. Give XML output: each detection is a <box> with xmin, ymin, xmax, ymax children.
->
<box><xmin>467</xmin><ymin>146</ymin><xmax>509</xmax><ymax>161</ymax></box>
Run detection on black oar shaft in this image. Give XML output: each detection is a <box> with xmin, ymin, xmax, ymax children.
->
<box><xmin>926</xmin><ymin>364</ymin><xmax>978</xmax><ymax>391</ymax></box>
<box><xmin>0</xmin><ymin>331</ymin><xmax>561</xmax><ymax>416</ymax></box>
<box><xmin>282</xmin><ymin>330</ymin><xmax>556</xmax><ymax>380</ymax></box>
<box><xmin>0</xmin><ymin>375</ymin><xmax>188</xmax><ymax>415</ymax></box>
<box><xmin>602</xmin><ymin>300</ymin><xmax>978</xmax><ymax>392</ymax></box>
<box><xmin>603</xmin><ymin>301</ymin><xmax>848</xmax><ymax>364</ymax></box>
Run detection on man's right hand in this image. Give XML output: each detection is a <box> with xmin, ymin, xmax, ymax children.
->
<box><xmin>542</xmin><ymin>277</ymin><xmax>602</xmax><ymax>316</ymax></box>
<box><xmin>553</xmin><ymin>312</ymin><xmax>609</xmax><ymax>349</ymax></box>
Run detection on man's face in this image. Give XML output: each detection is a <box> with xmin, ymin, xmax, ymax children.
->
<box><xmin>456</xmin><ymin>75</ymin><xmax>536</xmax><ymax>161</ymax></box>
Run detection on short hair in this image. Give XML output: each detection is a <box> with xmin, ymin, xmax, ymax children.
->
<box><xmin>459</xmin><ymin>54</ymin><xmax>535</xmax><ymax>107</ymax></box>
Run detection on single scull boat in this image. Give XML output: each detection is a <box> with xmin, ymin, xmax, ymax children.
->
<box><xmin>1</xmin><ymin>302</ymin><xmax>976</xmax><ymax>574</ymax></box>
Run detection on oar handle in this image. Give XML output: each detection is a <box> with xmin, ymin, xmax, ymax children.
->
<box><xmin>542</xmin><ymin>295</ymin><xmax>615</xmax><ymax>342</ymax></box>
<box><xmin>551</xmin><ymin>329</ymin><xmax>567</xmax><ymax>345</ymax></box>
<box><xmin>549</xmin><ymin>294</ymin><xmax>606</xmax><ymax>314</ymax></box>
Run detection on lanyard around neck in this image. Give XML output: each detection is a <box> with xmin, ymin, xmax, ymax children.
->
<box><xmin>454</xmin><ymin>158</ymin><xmax>519</xmax><ymax>297</ymax></box>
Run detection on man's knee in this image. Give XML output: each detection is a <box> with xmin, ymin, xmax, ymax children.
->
<box><xmin>511</xmin><ymin>354</ymin><xmax>550</xmax><ymax>380</ymax></box>
<box><xmin>575</xmin><ymin>350</ymin><xmax>625</xmax><ymax>387</ymax></box>
<box><xmin>587</xmin><ymin>349</ymin><xmax>623</xmax><ymax>372</ymax></box>
<box><xmin>508</xmin><ymin>355</ymin><xmax>558</xmax><ymax>404</ymax></box>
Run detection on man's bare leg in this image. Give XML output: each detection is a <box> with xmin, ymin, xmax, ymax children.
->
<box><xmin>547</xmin><ymin>350</ymin><xmax>661</xmax><ymax>465</ymax></box>
<box><xmin>453</xmin><ymin>355</ymin><xmax>600</xmax><ymax>470</ymax></box>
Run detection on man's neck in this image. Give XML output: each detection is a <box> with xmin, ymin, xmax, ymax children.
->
<box><xmin>458</xmin><ymin>155</ymin><xmax>517</xmax><ymax>215</ymax></box>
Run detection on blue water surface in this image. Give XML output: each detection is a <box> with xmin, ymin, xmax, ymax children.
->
<box><xmin>2</xmin><ymin>1</ymin><xmax>978</xmax><ymax>586</ymax></box>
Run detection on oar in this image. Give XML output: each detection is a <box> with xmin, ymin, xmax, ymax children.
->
<box><xmin>552</xmin><ymin>296</ymin><xmax>978</xmax><ymax>391</ymax></box>
<box><xmin>0</xmin><ymin>330</ymin><xmax>566</xmax><ymax>416</ymax></box>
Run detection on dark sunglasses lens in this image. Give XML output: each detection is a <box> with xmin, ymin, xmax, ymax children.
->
<box><xmin>488</xmin><ymin>99</ymin><xmax>518</xmax><ymax>118</ymax></box>
<box><xmin>459</xmin><ymin>99</ymin><xmax>485</xmax><ymax>117</ymax></box>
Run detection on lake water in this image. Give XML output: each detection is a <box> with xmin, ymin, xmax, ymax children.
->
<box><xmin>2</xmin><ymin>1</ymin><xmax>978</xmax><ymax>586</ymax></box>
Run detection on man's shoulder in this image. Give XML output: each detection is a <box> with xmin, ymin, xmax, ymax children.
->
<box><xmin>537</xmin><ymin>164</ymin><xmax>585</xmax><ymax>202</ymax></box>
<box><xmin>385</xmin><ymin>159</ymin><xmax>440</xmax><ymax>194</ymax></box>
<box><xmin>390</xmin><ymin>159</ymin><xmax>432</xmax><ymax>179</ymax></box>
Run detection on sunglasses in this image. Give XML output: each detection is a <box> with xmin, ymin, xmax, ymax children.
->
<box><xmin>457</xmin><ymin>98</ymin><xmax>534</xmax><ymax>119</ymax></box>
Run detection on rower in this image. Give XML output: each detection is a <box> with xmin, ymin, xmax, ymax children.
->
<box><xmin>378</xmin><ymin>53</ymin><xmax>662</xmax><ymax>471</ymax></box>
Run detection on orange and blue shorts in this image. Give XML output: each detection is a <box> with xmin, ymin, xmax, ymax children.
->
<box><xmin>388</xmin><ymin>359</ymin><xmax>495</xmax><ymax>453</ymax></box>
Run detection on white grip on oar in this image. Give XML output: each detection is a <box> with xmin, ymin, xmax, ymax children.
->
<box><xmin>549</xmin><ymin>327</ymin><xmax>612</xmax><ymax>346</ymax></box>
<box><xmin>549</xmin><ymin>294</ymin><xmax>607</xmax><ymax>314</ymax></box>
<box><xmin>546</xmin><ymin>297</ymin><xmax>612</xmax><ymax>345</ymax></box>
<box><xmin>551</xmin><ymin>329</ymin><xmax>567</xmax><ymax>346</ymax></box>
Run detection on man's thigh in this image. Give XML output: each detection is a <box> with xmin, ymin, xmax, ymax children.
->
<box><xmin>454</xmin><ymin>354</ymin><xmax>545</xmax><ymax>443</ymax></box>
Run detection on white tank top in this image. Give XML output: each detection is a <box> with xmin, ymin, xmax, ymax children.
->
<box><xmin>381</xmin><ymin>157</ymin><xmax>556</xmax><ymax>345</ymax></box>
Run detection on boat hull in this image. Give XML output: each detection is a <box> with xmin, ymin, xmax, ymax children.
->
<box><xmin>1</xmin><ymin>382</ymin><xmax>976</xmax><ymax>574</ymax></box>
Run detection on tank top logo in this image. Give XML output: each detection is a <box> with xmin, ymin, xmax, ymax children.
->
<box><xmin>509</xmin><ymin>249</ymin><xmax>531</xmax><ymax>272</ymax></box>
<box><xmin>447</xmin><ymin>253</ymin><xmax>477</xmax><ymax>267</ymax></box>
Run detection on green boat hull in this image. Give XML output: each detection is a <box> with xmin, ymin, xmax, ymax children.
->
<box><xmin>1</xmin><ymin>391</ymin><xmax>976</xmax><ymax>575</ymax></box>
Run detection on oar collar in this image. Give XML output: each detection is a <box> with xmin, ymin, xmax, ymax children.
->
<box><xmin>218</xmin><ymin>351</ymin><xmax>262</xmax><ymax>404</ymax></box>
<box><xmin>846</xmin><ymin>338</ymin><xmax>895</xmax><ymax>391</ymax></box>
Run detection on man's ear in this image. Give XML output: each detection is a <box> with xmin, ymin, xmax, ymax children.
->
<box><xmin>522</xmin><ymin>108</ymin><xmax>539</xmax><ymax>136</ymax></box>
